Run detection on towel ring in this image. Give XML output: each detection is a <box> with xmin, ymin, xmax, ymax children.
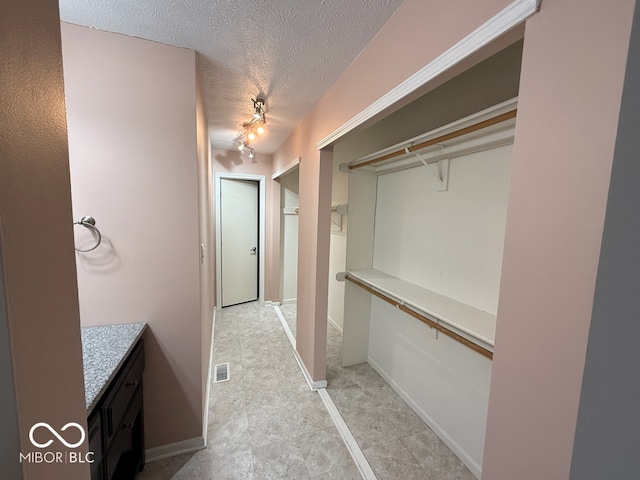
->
<box><xmin>74</xmin><ymin>216</ymin><xmax>102</xmax><ymax>252</ymax></box>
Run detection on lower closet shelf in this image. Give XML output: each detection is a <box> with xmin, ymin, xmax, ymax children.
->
<box><xmin>345</xmin><ymin>268</ymin><xmax>496</xmax><ymax>358</ymax></box>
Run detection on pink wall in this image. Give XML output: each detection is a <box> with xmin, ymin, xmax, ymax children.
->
<box><xmin>210</xmin><ymin>148</ymin><xmax>279</xmax><ymax>304</ymax></box>
<box><xmin>272</xmin><ymin>0</ymin><xmax>513</xmax><ymax>382</ymax></box>
<box><xmin>482</xmin><ymin>1</ymin><xmax>635</xmax><ymax>478</ymax></box>
<box><xmin>61</xmin><ymin>24</ymin><xmax>204</xmax><ymax>448</ymax></box>
<box><xmin>0</xmin><ymin>2</ymin><xmax>88</xmax><ymax>478</ymax></box>
<box><xmin>272</xmin><ymin>0</ymin><xmax>637</xmax><ymax>477</ymax></box>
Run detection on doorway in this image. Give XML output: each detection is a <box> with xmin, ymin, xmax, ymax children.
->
<box><xmin>271</xmin><ymin>158</ymin><xmax>300</xmax><ymax>341</ymax></box>
<box><xmin>215</xmin><ymin>173</ymin><xmax>266</xmax><ymax>308</ymax></box>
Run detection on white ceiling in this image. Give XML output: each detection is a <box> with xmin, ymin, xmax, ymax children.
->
<box><xmin>58</xmin><ymin>0</ymin><xmax>406</xmax><ymax>153</ymax></box>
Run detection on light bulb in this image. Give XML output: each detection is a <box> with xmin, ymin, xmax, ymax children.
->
<box><xmin>256</xmin><ymin>125</ymin><xmax>265</xmax><ymax>135</ymax></box>
<box><xmin>238</xmin><ymin>143</ymin><xmax>244</xmax><ymax>152</ymax></box>
<box><xmin>249</xmin><ymin>150</ymin><xmax>254</xmax><ymax>159</ymax></box>
<box><xmin>253</xmin><ymin>108</ymin><xmax>262</xmax><ymax>119</ymax></box>
<box><xmin>248</xmin><ymin>131</ymin><xmax>256</xmax><ymax>141</ymax></box>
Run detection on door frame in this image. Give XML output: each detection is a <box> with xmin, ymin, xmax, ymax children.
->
<box><xmin>215</xmin><ymin>172</ymin><xmax>266</xmax><ymax>309</ymax></box>
<box><xmin>272</xmin><ymin>157</ymin><xmax>301</xmax><ymax>304</ymax></box>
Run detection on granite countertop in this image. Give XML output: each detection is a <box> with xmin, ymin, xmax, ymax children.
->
<box><xmin>81</xmin><ymin>322</ymin><xmax>147</xmax><ymax>415</ymax></box>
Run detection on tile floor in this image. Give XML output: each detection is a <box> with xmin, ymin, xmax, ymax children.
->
<box><xmin>282</xmin><ymin>305</ymin><xmax>476</xmax><ymax>480</ymax></box>
<box><xmin>325</xmin><ymin>324</ymin><xmax>475</xmax><ymax>480</ymax></box>
<box><xmin>278</xmin><ymin>302</ymin><xmax>297</xmax><ymax>337</ymax></box>
<box><xmin>136</xmin><ymin>302</ymin><xmax>359</xmax><ymax>480</ymax></box>
<box><xmin>136</xmin><ymin>302</ymin><xmax>475</xmax><ymax>480</ymax></box>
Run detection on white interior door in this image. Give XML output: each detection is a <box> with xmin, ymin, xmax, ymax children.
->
<box><xmin>220</xmin><ymin>178</ymin><xmax>258</xmax><ymax>307</ymax></box>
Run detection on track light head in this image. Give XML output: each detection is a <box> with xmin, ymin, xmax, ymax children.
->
<box><xmin>252</xmin><ymin>98</ymin><xmax>265</xmax><ymax>120</ymax></box>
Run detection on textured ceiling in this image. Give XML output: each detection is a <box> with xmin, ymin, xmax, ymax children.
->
<box><xmin>58</xmin><ymin>0</ymin><xmax>406</xmax><ymax>153</ymax></box>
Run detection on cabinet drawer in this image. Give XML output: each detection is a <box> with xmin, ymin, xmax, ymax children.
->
<box><xmin>104</xmin><ymin>387</ymin><xmax>143</xmax><ymax>480</ymax></box>
<box><xmin>103</xmin><ymin>341</ymin><xmax>144</xmax><ymax>441</ymax></box>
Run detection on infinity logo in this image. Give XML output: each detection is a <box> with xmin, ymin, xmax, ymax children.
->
<box><xmin>29</xmin><ymin>422</ymin><xmax>86</xmax><ymax>449</ymax></box>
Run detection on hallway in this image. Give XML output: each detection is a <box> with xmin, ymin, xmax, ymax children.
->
<box><xmin>136</xmin><ymin>303</ymin><xmax>475</xmax><ymax>480</ymax></box>
<box><xmin>137</xmin><ymin>303</ymin><xmax>474</xmax><ymax>479</ymax></box>
<box><xmin>136</xmin><ymin>302</ymin><xmax>359</xmax><ymax>479</ymax></box>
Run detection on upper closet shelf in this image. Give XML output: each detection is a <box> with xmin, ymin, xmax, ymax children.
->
<box><xmin>344</xmin><ymin>268</ymin><xmax>496</xmax><ymax>355</ymax></box>
<box><xmin>340</xmin><ymin>97</ymin><xmax>517</xmax><ymax>176</ymax></box>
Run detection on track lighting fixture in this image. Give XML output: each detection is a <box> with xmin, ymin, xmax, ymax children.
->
<box><xmin>252</xmin><ymin>98</ymin><xmax>265</xmax><ymax>120</ymax></box>
<box><xmin>233</xmin><ymin>97</ymin><xmax>267</xmax><ymax>156</ymax></box>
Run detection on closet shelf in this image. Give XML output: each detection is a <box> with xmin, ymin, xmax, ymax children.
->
<box><xmin>345</xmin><ymin>268</ymin><xmax>496</xmax><ymax>357</ymax></box>
<box><xmin>340</xmin><ymin>97</ymin><xmax>517</xmax><ymax>177</ymax></box>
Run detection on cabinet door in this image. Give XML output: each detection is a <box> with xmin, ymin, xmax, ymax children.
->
<box><xmin>104</xmin><ymin>342</ymin><xmax>144</xmax><ymax>443</ymax></box>
<box><xmin>88</xmin><ymin>412</ymin><xmax>103</xmax><ymax>480</ymax></box>
<box><xmin>105</xmin><ymin>387</ymin><xmax>143</xmax><ymax>480</ymax></box>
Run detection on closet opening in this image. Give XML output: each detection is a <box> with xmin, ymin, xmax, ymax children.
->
<box><xmin>272</xmin><ymin>157</ymin><xmax>301</xmax><ymax>344</ymax></box>
<box><xmin>326</xmin><ymin>38</ymin><xmax>524</xmax><ymax>478</ymax></box>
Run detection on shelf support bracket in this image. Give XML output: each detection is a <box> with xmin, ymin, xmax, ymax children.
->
<box><xmin>405</xmin><ymin>147</ymin><xmax>449</xmax><ymax>192</ymax></box>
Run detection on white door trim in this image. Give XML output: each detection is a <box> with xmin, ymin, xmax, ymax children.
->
<box><xmin>273</xmin><ymin>157</ymin><xmax>301</xmax><ymax>304</ymax></box>
<box><xmin>271</xmin><ymin>156</ymin><xmax>301</xmax><ymax>180</ymax></box>
<box><xmin>316</xmin><ymin>0</ymin><xmax>539</xmax><ymax>150</ymax></box>
<box><xmin>215</xmin><ymin>172</ymin><xmax>266</xmax><ymax>309</ymax></box>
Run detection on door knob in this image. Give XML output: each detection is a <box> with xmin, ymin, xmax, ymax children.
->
<box><xmin>250</xmin><ymin>247</ymin><xmax>257</xmax><ymax>255</ymax></box>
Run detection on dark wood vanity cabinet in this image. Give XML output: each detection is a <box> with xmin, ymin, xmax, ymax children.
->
<box><xmin>89</xmin><ymin>340</ymin><xmax>145</xmax><ymax>480</ymax></box>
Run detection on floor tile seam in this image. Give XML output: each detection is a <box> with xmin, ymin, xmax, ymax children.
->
<box><xmin>308</xmin><ymin>462</ymin><xmax>355</xmax><ymax>480</ymax></box>
<box><xmin>361</xmin><ymin>435</ymin><xmax>431</xmax><ymax>476</ymax></box>
<box><xmin>397</xmin><ymin>433</ymin><xmax>435</xmax><ymax>478</ymax></box>
<box><xmin>249</xmin><ymin>432</ymin><xmax>347</xmax><ymax>480</ymax></box>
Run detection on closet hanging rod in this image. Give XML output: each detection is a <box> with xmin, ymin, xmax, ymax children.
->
<box><xmin>349</xmin><ymin>109</ymin><xmax>517</xmax><ymax>171</ymax></box>
<box><xmin>345</xmin><ymin>274</ymin><xmax>493</xmax><ymax>359</ymax></box>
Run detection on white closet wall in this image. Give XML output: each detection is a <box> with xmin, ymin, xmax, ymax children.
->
<box><xmin>373</xmin><ymin>144</ymin><xmax>512</xmax><ymax>315</ymax></box>
<box><xmin>368</xmin><ymin>297</ymin><xmax>492</xmax><ymax>469</ymax></box>
<box><xmin>280</xmin><ymin>173</ymin><xmax>299</xmax><ymax>303</ymax></box>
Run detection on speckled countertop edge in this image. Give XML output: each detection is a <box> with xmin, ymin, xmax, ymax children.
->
<box><xmin>81</xmin><ymin>322</ymin><xmax>147</xmax><ymax>415</ymax></box>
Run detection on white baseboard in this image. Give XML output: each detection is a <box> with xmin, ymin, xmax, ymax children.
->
<box><xmin>367</xmin><ymin>356</ymin><xmax>481</xmax><ymax>478</ymax></box>
<box><xmin>318</xmin><ymin>388</ymin><xmax>377</xmax><ymax>480</ymax></box>
<box><xmin>264</xmin><ymin>300</ymin><xmax>281</xmax><ymax>307</ymax></box>
<box><xmin>145</xmin><ymin>436</ymin><xmax>205</xmax><ymax>463</ymax></box>
<box><xmin>274</xmin><ymin>305</ymin><xmax>296</xmax><ymax>350</ymax></box>
<box><xmin>272</xmin><ymin>305</ymin><xmax>327</xmax><ymax>391</ymax></box>
<box><xmin>203</xmin><ymin>308</ymin><xmax>216</xmax><ymax>443</ymax></box>
<box><xmin>327</xmin><ymin>315</ymin><xmax>343</xmax><ymax>334</ymax></box>
<box><xmin>281</xmin><ymin>298</ymin><xmax>297</xmax><ymax>305</ymax></box>
<box><xmin>294</xmin><ymin>348</ymin><xmax>328</xmax><ymax>390</ymax></box>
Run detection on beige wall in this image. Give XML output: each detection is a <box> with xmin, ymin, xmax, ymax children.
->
<box><xmin>210</xmin><ymin>148</ymin><xmax>278</xmax><ymax>305</ymax></box>
<box><xmin>61</xmin><ymin>24</ymin><xmax>204</xmax><ymax>448</ymax></box>
<box><xmin>482</xmin><ymin>1</ymin><xmax>635</xmax><ymax>477</ymax></box>
<box><xmin>0</xmin><ymin>2</ymin><xmax>88</xmax><ymax>478</ymax></box>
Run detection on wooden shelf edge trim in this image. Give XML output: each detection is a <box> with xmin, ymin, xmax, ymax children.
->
<box><xmin>345</xmin><ymin>274</ymin><xmax>494</xmax><ymax>360</ymax></box>
<box><xmin>349</xmin><ymin>109</ymin><xmax>517</xmax><ymax>171</ymax></box>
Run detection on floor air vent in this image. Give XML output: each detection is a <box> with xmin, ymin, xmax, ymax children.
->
<box><xmin>213</xmin><ymin>363</ymin><xmax>230</xmax><ymax>383</ymax></box>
